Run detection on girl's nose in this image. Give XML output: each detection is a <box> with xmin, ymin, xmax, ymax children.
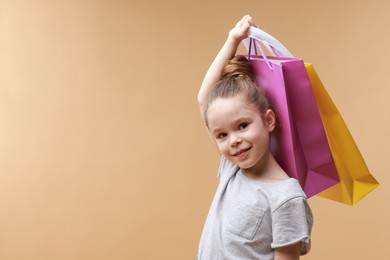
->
<box><xmin>230</xmin><ymin>136</ymin><xmax>243</xmax><ymax>147</ymax></box>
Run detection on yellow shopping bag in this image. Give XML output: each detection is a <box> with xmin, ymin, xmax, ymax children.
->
<box><xmin>305</xmin><ymin>64</ymin><xmax>379</xmax><ymax>205</ymax></box>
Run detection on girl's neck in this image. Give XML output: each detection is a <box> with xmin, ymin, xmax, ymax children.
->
<box><xmin>241</xmin><ymin>151</ymin><xmax>289</xmax><ymax>182</ymax></box>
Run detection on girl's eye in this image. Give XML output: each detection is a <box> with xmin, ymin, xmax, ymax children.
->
<box><xmin>217</xmin><ymin>133</ymin><xmax>227</xmax><ymax>139</ymax></box>
<box><xmin>238</xmin><ymin>123</ymin><xmax>248</xmax><ymax>130</ymax></box>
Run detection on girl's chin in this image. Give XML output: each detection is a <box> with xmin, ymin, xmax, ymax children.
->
<box><xmin>235</xmin><ymin>160</ymin><xmax>255</xmax><ymax>170</ymax></box>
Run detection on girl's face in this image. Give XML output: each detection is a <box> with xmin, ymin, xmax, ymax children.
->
<box><xmin>206</xmin><ymin>94</ymin><xmax>275</xmax><ymax>171</ymax></box>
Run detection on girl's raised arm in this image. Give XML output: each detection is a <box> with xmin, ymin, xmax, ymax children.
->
<box><xmin>197</xmin><ymin>15</ymin><xmax>253</xmax><ymax>121</ymax></box>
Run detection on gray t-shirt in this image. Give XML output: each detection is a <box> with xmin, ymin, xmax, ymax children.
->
<box><xmin>197</xmin><ymin>157</ymin><xmax>313</xmax><ymax>260</ymax></box>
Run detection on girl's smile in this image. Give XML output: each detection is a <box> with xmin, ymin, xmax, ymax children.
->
<box><xmin>232</xmin><ymin>146</ymin><xmax>252</xmax><ymax>158</ymax></box>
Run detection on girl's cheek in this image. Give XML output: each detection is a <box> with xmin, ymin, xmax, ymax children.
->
<box><xmin>218</xmin><ymin>143</ymin><xmax>227</xmax><ymax>154</ymax></box>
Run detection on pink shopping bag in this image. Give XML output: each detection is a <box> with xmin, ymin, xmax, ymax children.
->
<box><xmin>245</xmin><ymin>39</ymin><xmax>339</xmax><ymax>197</ymax></box>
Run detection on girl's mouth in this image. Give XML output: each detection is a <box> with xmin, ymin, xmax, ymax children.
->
<box><xmin>233</xmin><ymin>147</ymin><xmax>252</xmax><ymax>157</ymax></box>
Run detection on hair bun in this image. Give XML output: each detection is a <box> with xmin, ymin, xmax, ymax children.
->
<box><xmin>221</xmin><ymin>55</ymin><xmax>254</xmax><ymax>80</ymax></box>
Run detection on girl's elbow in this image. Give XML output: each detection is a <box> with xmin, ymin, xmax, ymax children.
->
<box><xmin>197</xmin><ymin>94</ymin><xmax>203</xmax><ymax>107</ymax></box>
<box><xmin>197</xmin><ymin>93</ymin><xmax>206</xmax><ymax>111</ymax></box>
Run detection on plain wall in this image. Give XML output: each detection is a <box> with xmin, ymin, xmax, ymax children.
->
<box><xmin>1</xmin><ymin>0</ymin><xmax>389</xmax><ymax>259</ymax></box>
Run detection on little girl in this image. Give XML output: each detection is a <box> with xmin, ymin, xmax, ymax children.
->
<box><xmin>197</xmin><ymin>15</ymin><xmax>313</xmax><ymax>260</ymax></box>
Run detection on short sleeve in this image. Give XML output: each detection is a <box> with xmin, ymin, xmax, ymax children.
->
<box><xmin>271</xmin><ymin>197</ymin><xmax>313</xmax><ymax>255</ymax></box>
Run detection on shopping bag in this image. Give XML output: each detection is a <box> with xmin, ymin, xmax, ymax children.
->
<box><xmin>306</xmin><ymin>64</ymin><xmax>379</xmax><ymax>205</ymax></box>
<box><xmin>246</xmin><ymin>26</ymin><xmax>379</xmax><ymax>205</ymax></box>
<box><xmin>244</xmin><ymin>39</ymin><xmax>339</xmax><ymax>198</ymax></box>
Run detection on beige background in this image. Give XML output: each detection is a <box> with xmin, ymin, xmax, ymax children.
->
<box><xmin>1</xmin><ymin>0</ymin><xmax>389</xmax><ymax>259</ymax></box>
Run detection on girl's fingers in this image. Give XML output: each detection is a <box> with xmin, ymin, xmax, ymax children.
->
<box><xmin>247</xmin><ymin>16</ymin><xmax>253</xmax><ymax>26</ymax></box>
<box><xmin>232</xmin><ymin>15</ymin><xmax>253</xmax><ymax>39</ymax></box>
<box><xmin>243</xmin><ymin>15</ymin><xmax>251</xmax><ymax>24</ymax></box>
<box><xmin>244</xmin><ymin>15</ymin><xmax>253</xmax><ymax>27</ymax></box>
<box><xmin>236</xmin><ymin>15</ymin><xmax>249</xmax><ymax>28</ymax></box>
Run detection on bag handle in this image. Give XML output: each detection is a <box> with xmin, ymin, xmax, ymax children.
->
<box><xmin>243</xmin><ymin>26</ymin><xmax>294</xmax><ymax>58</ymax></box>
<box><xmin>248</xmin><ymin>37</ymin><xmax>274</xmax><ymax>71</ymax></box>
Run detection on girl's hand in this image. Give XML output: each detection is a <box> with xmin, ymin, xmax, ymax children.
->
<box><xmin>228</xmin><ymin>15</ymin><xmax>253</xmax><ymax>43</ymax></box>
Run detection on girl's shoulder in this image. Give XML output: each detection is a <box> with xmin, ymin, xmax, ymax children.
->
<box><xmin>217</xmin><ymin>156</ymin><xmax>239</xmax><ymax>180</ymax></box>
<box><xmin>259</xmin><ymin>178</ymin><xmax>308</xmax><ymax>212</ymax></box>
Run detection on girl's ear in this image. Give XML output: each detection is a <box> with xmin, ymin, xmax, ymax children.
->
<box><xmin>264</xmin><ymin>109</ymin><xmax>276</xmax><ymax>132</ymax></box>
